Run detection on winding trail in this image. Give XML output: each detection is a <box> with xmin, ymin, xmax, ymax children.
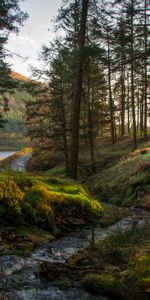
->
<box><xmin>10</xmin><ymin>152</ymin><xmax>32</xmax><ymax>171</ymax></box>
<box><xmin>0</xmin><ymin>209</ymin><xmax>149</xmax><ymax>300</ymax></box>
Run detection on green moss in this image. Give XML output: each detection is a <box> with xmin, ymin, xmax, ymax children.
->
<box><xmin>23</xmin><ymin>183</ymin><xmax>55</xmax><ymax>227</ymax></box>
<box><xmin>0</xmin><ymin>174</ymin><xmax>103</xmax><ymax>231</ymax></box>
<box><xmin>45</xmin><ymin>166</ymin><xmax>66</xmax><ymax>177</ymax></box>
<box><xmin>0</xmin><ymin>180</ymin><xmax>24</xmax><ymax>215</ymax></box>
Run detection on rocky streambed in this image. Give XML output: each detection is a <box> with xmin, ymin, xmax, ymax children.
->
<box><xmin>0</xmin><ymin>209</ymin><xmax>149</xmax><ymax>300</ymax></box>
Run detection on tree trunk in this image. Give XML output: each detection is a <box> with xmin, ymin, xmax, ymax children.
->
<box><xmin>144</xmin><ymin>0</ymin><xmax>148</xmax><ymax>141</ymax></box>
<box><xmin>140</xmin><ymin>68</ymin><xmax>144</xmax><ymax>132</ymax></box>
<box><xmin>107</xmin><ymin>29</ymin><xmax>115</xmax><ymax>144</ymax></box>
<box><xmin>70</xmin><ymin>0</ymin><xmax>89</xmax><ymax>179</ymax></box>
<box><xmin>62</xmin><ymin>106</ymin><xmax>70</xmax><ymax>176</ymax></box>
<box><xmin>87</xmin><ymin>58</ymin><xmax>95</xmax><ymax>164</ymax></box>
<box><xmin>127</xmin><ymin>74</ymin><xmax>130</xmax><ymax>134</ymax></box>
<box><xmin>120</xmin><ymin>45</ymin><xmax>126</xmax><ymax>137</ymax></box>
<box><xmin>130</xmin><ymin>1</ymin><xmax>137</xmax><ymax>150</ymax></box>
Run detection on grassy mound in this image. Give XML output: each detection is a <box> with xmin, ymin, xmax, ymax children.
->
<box><xmin>0</xmin><ymin>173</ymin><xmax>103</xmax><ymax>232</ymax></box>
<box><xmin>89</xmin><ymin>148</ymin><xmax>150</xmax><ymax>208</ymax></box>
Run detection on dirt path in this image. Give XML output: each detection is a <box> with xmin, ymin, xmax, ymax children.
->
<box><xmin>10</xmin><ymin>152</ymin><xmax>32</xmax><ymax>171</ymax></box>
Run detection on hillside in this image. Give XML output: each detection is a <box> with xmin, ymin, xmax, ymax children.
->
<box><xmin>11</xmin><ymin>71</ymin><xmax>31</xmax><ymax>82</ymax></box>
<box><xmin>0</xmin><ymin>71</ymin><xmax>32</xmax><ymax>149</ymax></box>
<box><xmin>86</xmin><ymin>139</ymin><xmax>150</xmax><ymax>209</ymax></box>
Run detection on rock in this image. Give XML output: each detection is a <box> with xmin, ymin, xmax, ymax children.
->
<box><xmin>0</xmin><ymin>255</ymin><xmax>25</xmax><ymax>276</ymax></box>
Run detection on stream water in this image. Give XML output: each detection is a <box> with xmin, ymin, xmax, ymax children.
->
<box><xmin>0</xmin><ymin>211</ymin><xmax>149</xmax><ymax>300</ymax></box>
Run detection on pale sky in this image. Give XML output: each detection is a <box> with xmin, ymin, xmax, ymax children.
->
<box><xmin>6</xmin><ymin>0</ymin><xmax>62</xmax><ymax>78</ymax></box>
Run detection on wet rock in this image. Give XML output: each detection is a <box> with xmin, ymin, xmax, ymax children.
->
<box><xmin>0</xmin><ymin>255</ymin><xmax>25</xmax><ymax>276</ymax></box>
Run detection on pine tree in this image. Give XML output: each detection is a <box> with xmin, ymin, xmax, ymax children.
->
<box><xmin>69</xmin><ymin>0</ymin><xmax>89</xmax><ymax>179</ymax></box>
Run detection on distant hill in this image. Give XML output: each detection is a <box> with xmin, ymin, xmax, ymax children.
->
<box><xmin>1</xmin><ymin>71</ymin><xmax>32</xmax><ymax>118</ymax></box>
<box><xmin>11</xmin><ymin>71</ymin><xmax>31</xmax><ymax>82</ymax></box>
<box><xmin>0</xmin><ymin>71</ymin><xmax>33</xmax><ymax>149</ymax></box>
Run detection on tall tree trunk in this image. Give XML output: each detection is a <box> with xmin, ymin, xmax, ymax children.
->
<box><xmin>107</xmin><ymin>29</ymin><xmax>115</xmax><ymax>144</ymax></box>
<box><xmin>62</xmin><ymin>105</ymin><xmax>70</xmax><ymax>176</ymax></box>
<box><xmin>69</xmin><ymin>0</ymin><xmax>89</xmax><ymax>179</ymax></box>
<box><xmin>144</xmin><ymin>0</ymin><xmax>148</xmax><ymax>141</ymax></box>
<box><xmin>121</xmin><ymin>73</ymin><xmax>125</xmax><ymax>137</ymax></box>
<box><xmin>127</xmin><ymin>74</ymin><xmax>130</xmax><ymax>134</ymax></box>
<box><xmin>87</xmin><ymin>58</ymin><xmax>95</xmax><ymax>164</ymax></box>
<box><xmin>140</xmin><ymin>68</ymin><xmax>144</xmax><ymax>132</ymax></box>
<box><xmin>137</xmin><ymin>88</ymin><xmax>140</xmax><ymax>132</ymax></box>
<box><xmin>121</xmin><ymin>49</ymin><xmax>126</xmax><ymax>137</ymax></box>
<box><xmin>60</xmin><ymin>74</ymin><xmax>70</xmax><ymax>176</ymax></box>
<box><xmin>130</xmin><ymin>0</ymin><xmax>137</xmax><ymax>150</ymax></box>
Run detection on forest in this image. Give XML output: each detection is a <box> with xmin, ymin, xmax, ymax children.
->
<box><xmin>0</xmin><ymin>1</ymin><xmax>150</xmax><ymax>300</ymax></box>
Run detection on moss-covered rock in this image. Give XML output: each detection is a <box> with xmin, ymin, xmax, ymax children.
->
<box><xmin>0</xmin><ymin>173</ymin><xmax>103</xmax><ymax>231</ymax></box>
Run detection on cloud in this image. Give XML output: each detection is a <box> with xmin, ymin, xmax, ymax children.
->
<box><xmin>7</xmin><ymin>33</ymin><xmax>38</xmax><ymax>58</ymax></box>
<box><xmin>6</xmin><ymin>33</ymin><xmax>40</xmax><ymax>77</ymax></box>
<box><xmin>4</xmin><ymin>0</ymin><xmax>63</xmax><ymax>77</ymax></box>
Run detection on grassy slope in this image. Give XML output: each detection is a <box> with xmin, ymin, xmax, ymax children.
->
<box><xmin>87</xmin><ymin>140</ymin><xmax>150</xmax><ymax>208</ymax></box>
<box><xmin>3</xmin><ymin>72</ymin><xmax>32</xmax><ymax>120</ymax></box>
<box><xmin>26</xmin><ymin>137</ymin><xmax>150</xmax><ymax>209</ymax></box>
<box><xmin>0</xmin><ymin>72</ymin><xmax>32</xmax><ymax>149</ymax></box>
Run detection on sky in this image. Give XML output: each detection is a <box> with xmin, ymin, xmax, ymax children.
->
<box><xmin>6</xmin><ymin>0</ymin><xmax>62</xmax><ymax>78</ymax></box>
